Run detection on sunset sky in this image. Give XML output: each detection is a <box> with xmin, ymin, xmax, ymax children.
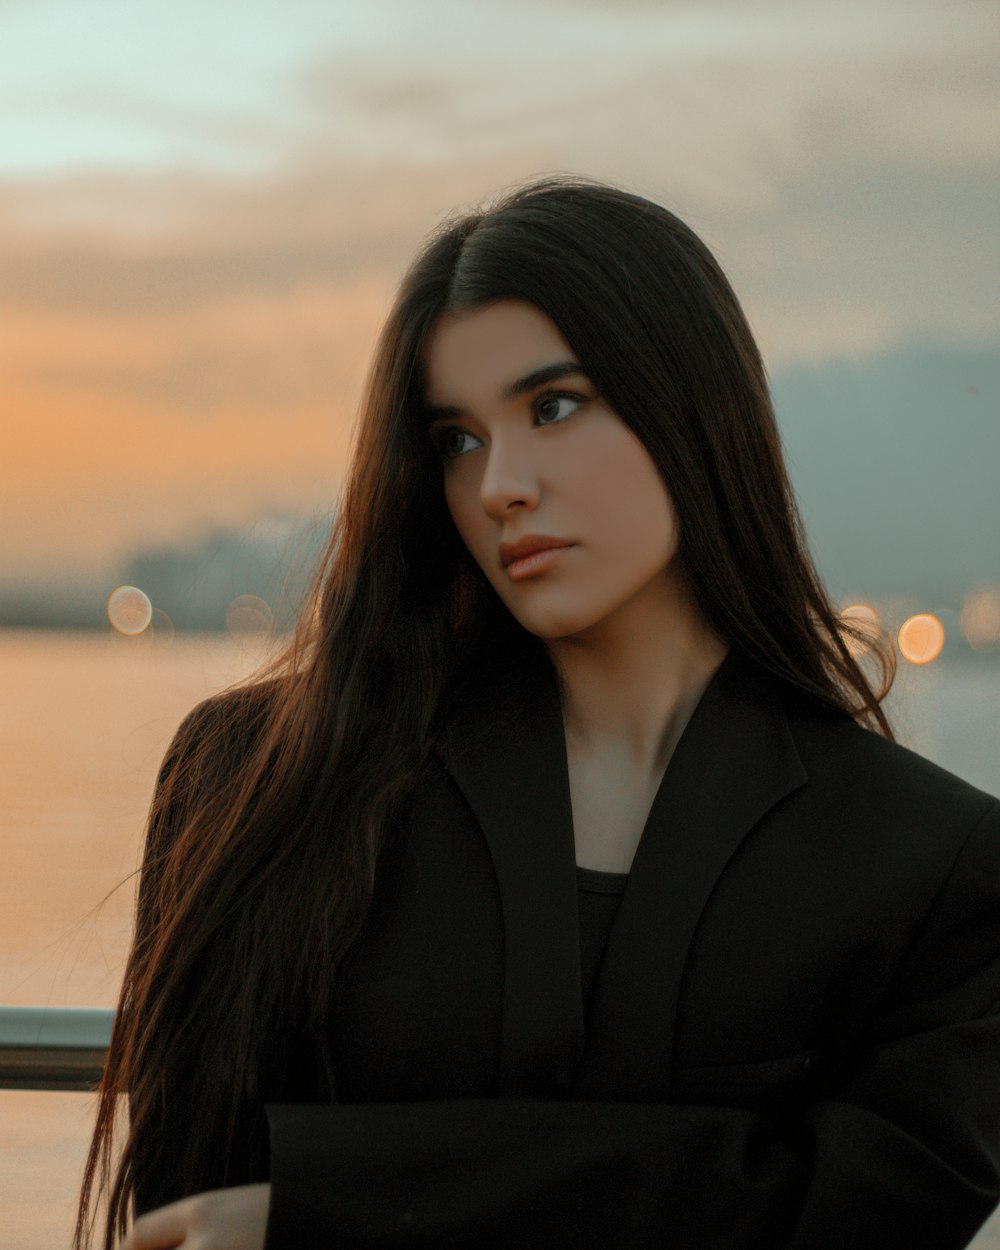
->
<box><xmin>3</xmin><ymin>0</ymin><xmax>997</xmax><ymax>583</ymax></box>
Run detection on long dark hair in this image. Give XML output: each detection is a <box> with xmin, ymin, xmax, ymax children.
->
<box><xmin>76</xmin><ymin>173</ymin><xmax>895</xmax><ymax>1248</ymax></box>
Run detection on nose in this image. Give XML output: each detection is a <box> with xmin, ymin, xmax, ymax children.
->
<box><xmin>477</xmin><ymin>434</ymin><xmax>542</xmax><ymax>519</ymax></box>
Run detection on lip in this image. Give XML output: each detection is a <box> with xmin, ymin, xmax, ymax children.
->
<box><xmin>504</xmin><ymin>546</ymin><xmax>572</xmax><ymax>582</ymax></box>
<box><xmin>499</xmin><ymin>535</ymin><xmax>574</xmax><ymax>570</ymax></box>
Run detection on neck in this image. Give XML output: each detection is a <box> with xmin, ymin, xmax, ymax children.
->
<box><xmin>545</xmin><ymin>574</ymin><xmax>729</xmax><ymax>780</ymax></box>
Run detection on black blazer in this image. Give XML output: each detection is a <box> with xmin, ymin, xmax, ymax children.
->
<box><xmin>149</xmin><ymin>649</ymin><xmax>1000</xmax><ymax>1248</ymax></box>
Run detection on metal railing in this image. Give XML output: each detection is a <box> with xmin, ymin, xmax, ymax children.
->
<box><xmin>0</xmin><ymin>1006</ymin><xmax>113</xmax><ymax>1091</ymax></box>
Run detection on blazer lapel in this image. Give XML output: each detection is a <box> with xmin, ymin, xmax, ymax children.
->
<box><xmin>434</xmin><ymin>656</ymin><xmax>585</xmax><ymax>1097</ymax></box>
<box><xmin>434</xmin><ymin>647</ymin><xmax>808</xmax><ymax>1101</ymax></box>
<box><xmin>574</xmin><ymin>651</ymin><xmax>808</xmax><ymax>1099</ymax></box>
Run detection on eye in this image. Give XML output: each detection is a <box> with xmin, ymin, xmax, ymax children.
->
<box><xmin>535</xmin><ymin>392</ymin><xmax>584</xmax><ymax>425</ymax></box>
<box><xmin>432</xmin><ymin>426</ymin><xmax>480</xmax><ymax>462</ymax></box>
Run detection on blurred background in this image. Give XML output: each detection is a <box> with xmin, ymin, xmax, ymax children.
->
<box><xmin>2</xmin><ymin>0</ymin><xmax>998</xmax><ymax>1244</ymax></box>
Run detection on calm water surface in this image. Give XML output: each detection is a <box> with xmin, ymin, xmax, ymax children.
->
<box><xmin>2</xmin><ymin>630</ymin><xmax>999</xmax><ymax>1247</ymax></box>
<box><xmin>2</xmin><ymin>630</ymin><xmax>273</xmax><ymax>1249</ymax></box>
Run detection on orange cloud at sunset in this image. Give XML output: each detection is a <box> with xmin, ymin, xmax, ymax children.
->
<box><xmin>0</xmin><ymin>148</ymin><xmax>554</xmax><ymax>583</ymax></box>
<box><xmin>5</xmin><ymin>271</ymin><xmax>395</xmax><ymax>578</ymax></box>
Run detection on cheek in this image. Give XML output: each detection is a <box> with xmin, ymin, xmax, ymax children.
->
<box><xmin>593</xmin><ymin>474</ymin><xmax>681</xmax><ymax>578</ymax></box>
<box><xmin>587</xmin><ymin>445</ymin><xmax>673</xmax><ymax>534</ymax></box>
<box><xmin>444</xmin><ymin>482</ymin><xmax>486</xmax><ymax>555</ymax></box>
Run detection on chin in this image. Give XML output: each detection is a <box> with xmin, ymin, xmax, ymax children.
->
<box><xmin>504</xmin><ymin>605</ymin><xmax>603</xmax><ymax>641</ymax></box>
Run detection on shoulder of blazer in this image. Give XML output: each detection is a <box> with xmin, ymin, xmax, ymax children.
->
<box><xmin>171</xmin><ymin>679</ymin><xmax>279</xmax><ymax>774</ymax></box>
<box><xmin>777</xmin><ymin>683</ymin><xmax>1000</xmax><ymax>865</ymax></box>
<box><xmin>147</xmin><ymin>679</ymin><xmax>281</xmax><ymax>845</ymax></box>
<box><xmin>136</xmin><ymin>680</ymin><xmax>283</xmax><ymax>933</ymax></box>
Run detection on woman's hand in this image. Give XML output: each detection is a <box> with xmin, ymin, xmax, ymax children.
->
<box><xmin>122</xmin><ymin>1182</ymin><xmax>271</xmax><ymax>1250</ymax></box>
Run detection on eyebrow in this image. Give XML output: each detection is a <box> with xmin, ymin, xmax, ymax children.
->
<box><xmin>423</xmin><ymin>360</ymin><xmax>589</xmax><ymax>424</ymax></box>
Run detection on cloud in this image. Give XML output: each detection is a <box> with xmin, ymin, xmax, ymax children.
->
<box><xmin>1</xmin><ymin>0</ymin><xmax>996</xmax><ymax>577</ymax></box>
<box><xmin>3</xmin><ymin>273</ymin><xmax>392</xmax><ymax>578</ymax></box>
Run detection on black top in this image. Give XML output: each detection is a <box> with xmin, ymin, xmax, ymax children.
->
<box><xmin>576</xmin><ymin>865</ymin><xmax>628</xmax><ymax>1014</ymax></box>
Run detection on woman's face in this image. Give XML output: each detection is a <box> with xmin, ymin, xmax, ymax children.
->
<box><xmin>422</xmin><ymin>299</ymin><xmax>685</xmax><ymax>643</ymax></box>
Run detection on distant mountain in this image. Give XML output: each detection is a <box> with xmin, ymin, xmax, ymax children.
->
<box><xmin>0</xmin><ymin>517</ymin><xmax>332</xmax><ymax>631</ymax></box>
<box><xmin>771</xmin><ymin>343</ymin><xmax>1000</xmax><ymax>605</ymax></box>
<box><xmin>121</xmin><ymin>516</ymin><xmax>331</xmax><ymax>632</ymax></box>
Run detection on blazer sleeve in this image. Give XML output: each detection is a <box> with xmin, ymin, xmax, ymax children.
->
<box><xmin>262</xmin><ymin>799</ymin><xmax>1000</xmax><ymax>1250</ymax></box>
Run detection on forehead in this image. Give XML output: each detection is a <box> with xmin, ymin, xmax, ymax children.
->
<box><xmin>422</xmin><ymin>300</ymin><xmax>576</xmax><ymax>403</ymax></box>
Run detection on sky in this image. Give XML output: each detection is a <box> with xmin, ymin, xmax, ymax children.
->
<box><xmin>2</xmin><ymin>0</ymin><xmax>998</xmax><ymax>582</ymax></box>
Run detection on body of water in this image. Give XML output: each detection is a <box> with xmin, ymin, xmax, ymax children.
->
<box><xmin>2</xmin><ymin>629</ymin><xmax>999</xmax><ymax>1247</ymax></box>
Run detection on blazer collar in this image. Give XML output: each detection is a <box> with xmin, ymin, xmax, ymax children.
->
<box><xmin>433</xmin><ymin>646</ymin><xmax>808</xmax><ymax>1099</ymax></box>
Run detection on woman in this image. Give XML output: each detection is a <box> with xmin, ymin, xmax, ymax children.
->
<box><xmin>78</xmin><ymin>175</ymin><xmax>1000</xmax><ymax>1249</ymax></box>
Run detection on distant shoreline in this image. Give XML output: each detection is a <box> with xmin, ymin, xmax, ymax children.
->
<box><xmin>0</xmin><ymin>622</ymin><xmax>998</xmax><ymax>667</ymax></box>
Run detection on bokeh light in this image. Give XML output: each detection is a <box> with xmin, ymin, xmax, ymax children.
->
<box><xmin>960</xmin><ymin>590</ymin><xmax>1000</xmax><ymax>651</ymax></box>
<box><xmin>225</xmin><ymin>594</ymin><xmax>274</xmax><ymax>635</ymax></box>
<box><xmin>839</xmin><ymin>603</ymin><xmax>881</xmax><ymax>658</ymax></box>
<box><xmin>107</xmin><ymin>585</ymin><xmax>153</xmax><ymax>636</ymax></box>
<box><xmin>898</xmin><ymin>613</ymin><xmax>945</xmax><ymax>665</ymax></box>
